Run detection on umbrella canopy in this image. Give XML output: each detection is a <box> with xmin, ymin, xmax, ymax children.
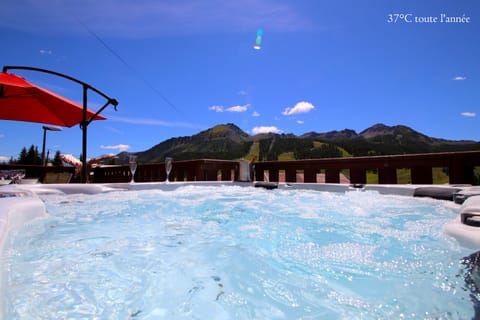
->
<box><xmin>0</xmin><ymin>72</ymin><xmax>106</xmax><ymax>127</ymax></box>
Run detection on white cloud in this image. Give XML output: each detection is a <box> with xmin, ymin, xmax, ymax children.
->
<box><xmin>296</xmin><ymin>120</ymin><xmax>304</xmax><ymax>124</ymax></box>
<box><xmin>238</xmin><ymin>90</ymin><xmax>248</xmax><ymax>96</ymax></box>
<box><xmin>209</xmin><ymin>104</ymin><xmax>249</xmax><ymax>113</ymax></box>
<box><xmin>0</xmin><ymin>133</ymin><xmax>4</xmax><ymax>138</ymax></box>
<box><xmin>282</xmin><ymin>101</ymin><xmax>315</xmax><ymax>116</ymax></box>
<box><xmin>0</xmin><ymin>156</ymin><xmax>10</xmax><ymax>162</ymax></box>
<box><xmin>453</xmin><ymin>76</ymin><xmax>467</xmax><ymax>81</ymax></box>
<box><xmin>252</xmin><ymin>111</ymin><xmax>260</xmax><ymax>117</ymax></box>
<box><xmin>100</xmin><ymin>144</ymin><xmax>130</xmax><ymax>151</ymax></box>
<box><xmin>226</xmin><ymin>104</ymin><xmax>249</xmax><ymax>112</ymax></box>
<box><xmin>252</xmin><ymin>126</ymin><xmax>283</xmax><ymax>135</ymax></box>
<box><xmin>40</xmin><ymin>49</ymin><xmax>52</xmax><ymax>55</ymax></box>
<box><xmin>461</xmin><ymin>112</ymin><xmax>476</xmax><ymax>117</ymax></box>
<box><xmin>209</xmin><ymin>105</ymin><xmax>224</xmax><ymax>112</ymax></box>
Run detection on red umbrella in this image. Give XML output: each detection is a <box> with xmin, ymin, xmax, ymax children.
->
<box><xmin>0</xmin><ymin>72</ymin><xmax>105</xmax><ymax>127</ymax></box>
<box><xmin>1</xmin><ymin>66</ymin><xmax>118</xmax><ymax>182</ymax></box>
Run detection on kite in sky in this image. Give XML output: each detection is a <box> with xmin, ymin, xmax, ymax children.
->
<box><xmin>253</xmin><ymin>28</ymin><xmax>263</xmax><ymax>50</ymax></box>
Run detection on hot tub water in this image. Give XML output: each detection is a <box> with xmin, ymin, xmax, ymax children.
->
<box><xmin>2</xmin><ymin>186</ymin><xmax>475</xmax><ymax>319</ymax></box>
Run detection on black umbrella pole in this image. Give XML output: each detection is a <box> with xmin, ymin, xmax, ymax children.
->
<box><xmin>81</xmin><ymin>86</ymin><xmax>88</xmax><ymax>183</ymax></box>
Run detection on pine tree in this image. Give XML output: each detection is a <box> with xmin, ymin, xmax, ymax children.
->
<box><xmin>18</xmin><ymin>147</ymin><xmax>28</xmax><ymax>164</ymax></box>
<box><xmin>17</xmin><ymin>145</ymin><xmax>42</xmax><ymax>165</ymax></box>
<box><xmin>53</xmin><ymin>151</ymin><xmax>63</xmax><ymax>166</ymax></box>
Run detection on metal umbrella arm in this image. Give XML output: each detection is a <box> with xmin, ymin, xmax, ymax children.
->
<box><xmin>2</xmin><ymin>66</ymin><xmax>118</xmax><ymax>105</ymax></box>
<box><xmin>2</xmin><ymin>66</ymin><xmax>118</xmax><ymax>183</ymax></box>
<box><xmin>86</xmin><ymin>99</ymin><xmax>118</xmax><ymax>126</ymax></box>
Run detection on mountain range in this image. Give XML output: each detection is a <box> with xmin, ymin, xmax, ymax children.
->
<box><xmin>129</xmin><ymin>123</ymin><xmax>480</xmax><ymax>163</ymax></box>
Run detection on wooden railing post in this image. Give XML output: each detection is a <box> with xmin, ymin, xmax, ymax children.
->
<box><xmin>350</xmin><ymin>168</ymin><xmax>366</xmax><ymax>184</ymax></box>
<box><xmin>185</xmin><ymin>167</ymin><xmax>195</xmax><ymax>181</ymax></box>
<box><xmin>325</xmin><ymin>168</ymin><xmax>340</xmax><ymax>183</ymax></box>
<box><xmin>254</xmin><ymin>164</ymin><xmax>264</xmax><ymax>182</ymax></box>
<box><xmin>269</xmin><ymin>168</ymin><xmax>279</xmax><ymax>182</ymax></box>
<box><xmin>378</xmin><ymin>167</ymin><xmax>397</xmax><ymax>184</ymax></box>
<box><xmin>411</xmin><ymin>166</ymin><xmax>433</xmax><ymax>184</ymax></box>
<box><xmin>449</xmin><ymin>156</ymin><xmax>474</xmax><ymax>185</ymax></box>
<box><xmin>285</xmin><ymin>167</ymin><xmax>297</xmax><ymax>183</ymax></box>
<box><xmin>304</xmin><ymin>167</ymin><xmax>317</xmax><ymax>183</ymax></box>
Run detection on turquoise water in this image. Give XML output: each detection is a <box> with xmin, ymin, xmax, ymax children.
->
<box><xmin>2</xmin><ymin>186</ymin><xmax>475</xmax><ymax>319</ymax></box>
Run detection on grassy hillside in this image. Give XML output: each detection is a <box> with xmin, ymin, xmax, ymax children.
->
<box><xmin>129</xmin><ymin>123</ymin><xmax>480</xmax><ymax>164</ymax></box>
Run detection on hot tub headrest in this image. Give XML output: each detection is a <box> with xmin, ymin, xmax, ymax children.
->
<box><xmin>460</xmin><ymin>196</ymin><xmax>480</xmax><ymax>225</ymax></box>
<box><xmin>460</xmin><ymin>196</ymin><xmax>480</xmax><ymax>214</ymax></box>
<box><xmin>413</xmin><ymin>187</ymin><xmax>462</xmax><ymax>201</ymax></box>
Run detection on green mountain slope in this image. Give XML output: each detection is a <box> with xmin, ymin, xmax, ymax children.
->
<box><xmin>128</xmin><ymin>123</ymin><xmax>480</xmax><ymax>163</ymax></box>
<box><xmin>135</xmin><ymin>123</ymin><xmax>252</xmax><ymax>162</ymax></box>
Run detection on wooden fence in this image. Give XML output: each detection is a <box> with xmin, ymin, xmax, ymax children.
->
<box><xmin>253</xmin><ymin>151</ymin><xmax>480</xmax><ymax>185</ymax></box>
<box><xmin>2</xmin><ymin>151</ymin><xmax>480</xmax><ymax>185</ymax></box>
<box><xmin>92</xmin><ymin>159</ymin><xmax>240</xmax><ymax>183</ymax></box>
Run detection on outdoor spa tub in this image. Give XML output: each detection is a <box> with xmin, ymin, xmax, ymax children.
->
<box><xmin>1</xmin><ymin>182</ymin><xmax>480</xmax><ymax>319</ymax></box>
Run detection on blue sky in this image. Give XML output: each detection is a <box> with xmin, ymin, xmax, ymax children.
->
<box><xmin>0</xmin><ymin>0</ymin><xmax>479</xmax><ymax>161</ymax></box>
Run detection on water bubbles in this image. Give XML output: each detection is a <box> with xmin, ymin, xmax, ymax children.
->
<box><xmin>3</xmin><ymin>186</ymin><xmax>473</xmax><ymax>318</ymax></box>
